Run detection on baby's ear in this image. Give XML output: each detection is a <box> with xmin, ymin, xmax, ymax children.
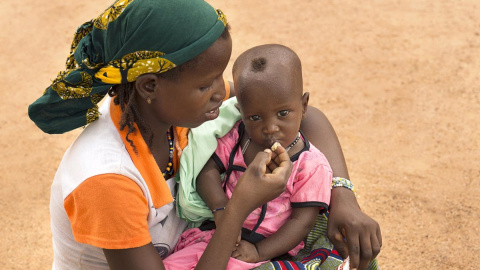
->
<box><xmin>301</xmin><ymin>92</ymin><xmax>310</xmax><ymax>119</ymax></box>
<box><xmin>234</xmin><ymin>103</ymin><xmax>241</xmax><ymax>112</ymax></box>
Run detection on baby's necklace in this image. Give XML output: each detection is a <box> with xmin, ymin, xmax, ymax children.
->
<box><xmin>162</xmin><ymin>128</ymin><xmax>174</xmax><ymax>178</ymax></box>
<box><xmin>241</xmin><ymin>132</ymin><xmax>301</xmax><ymax>155</ymax></box>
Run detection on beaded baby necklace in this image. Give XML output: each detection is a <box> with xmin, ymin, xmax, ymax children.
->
<box><xmin>284</xmin><ymin>132</ymin><xmax>301</xmax><ymax>152</ymax></box>
<box><xmin>162</xmin><ymin>128</ymin><xmax>174</xmax><ymax>178</ymax></box>
<box><xmin>242</xmin><ymin>132</ymin><xmax>301</xmax><ymax>155</ymax></box>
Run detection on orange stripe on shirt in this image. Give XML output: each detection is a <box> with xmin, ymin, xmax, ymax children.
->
<box><xmin>110</xmin><ymin>100</ymin><xmax>173</xmax><ymax>209</ymax></box>
<box><xmin>108</xmin><ymin>80</ymin><xmax>231</xmax><ymax>206</ymax></box>
<box><xmin>64</xmin><ymin>174</ymin><xmax>151</xmax><ymax>249</ymax></box>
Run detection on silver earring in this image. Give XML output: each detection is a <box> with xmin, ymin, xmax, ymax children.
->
<box><xmin>147</xmin><ymin>97</ymin><xmax>152</xmax><ymax>104</ymax></box>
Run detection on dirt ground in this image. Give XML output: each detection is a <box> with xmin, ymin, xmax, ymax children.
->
<box><xmin>1</xmin><ymin>0</ymin><xmax>479</xmax><ymax>269</ymax></box>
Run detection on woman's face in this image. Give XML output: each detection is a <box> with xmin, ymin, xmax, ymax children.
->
<box><xmin>151</xmin><ymin>35</ymin><xmax>232</xmax><ymax>128</ymax></box>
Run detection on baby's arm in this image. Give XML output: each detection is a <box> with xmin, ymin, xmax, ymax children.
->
<box><xmin>232</xmin><ymin>206</ymin><xmax>319</xmax><ymax>262</ymax></box>
<box><xmin>196</xmin><ymin>158</ymin><xmax>229</xmax><ymax>224</ymax></box>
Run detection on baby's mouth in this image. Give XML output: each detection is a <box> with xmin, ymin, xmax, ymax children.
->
<box><xmin>266</xmin><ymin>138</ymin><xmax>278</xmax><ymax>147</ymax></box>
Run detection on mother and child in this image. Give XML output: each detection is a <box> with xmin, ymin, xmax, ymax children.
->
<box><xmin>166</xmin><ymin>43</ymin><xmax>333</xmax><ymax>270</ymax></box>
<box><xmin>28</xmin><ymin>0</ymin><xmax>381</xmax><ymax>269</ymax></box>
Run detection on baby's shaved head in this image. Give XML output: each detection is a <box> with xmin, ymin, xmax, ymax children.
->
<box><xmin>251</xmin><ymin>57</ymin><xmax>267</xmax><ymax>72</ymax></box>
<box><xmin>232</xmin><ymin>44</ymin><xmax>303</xmax><ymax>101</ymax></box>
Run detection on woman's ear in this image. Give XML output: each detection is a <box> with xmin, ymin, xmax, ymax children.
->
<box><xmin>135</xmin><ymin>74</ymin><xmax>159</xmax><ymax>102</ymax></box>
<box><xmin>301</xmin><ymin>92</ymin><xmax>310</xmax><ymax>119</ymax></box>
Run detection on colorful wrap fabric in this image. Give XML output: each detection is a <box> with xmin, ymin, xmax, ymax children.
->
<box><xmin>253</xmin><ymin>213</ymin><xmax>380</xmax><ymax>270</ymax></box>
<box><xmin>28</xmin><ymin>0</ymin><xmax>227</xmax><ymax>134</ymax></box>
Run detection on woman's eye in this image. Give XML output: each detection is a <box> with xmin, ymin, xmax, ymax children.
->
<box><xmin>249</xmin><ymin>115</ymin><xmax>261</xmax><ymax>121</ymax></box>
<box><xmin>200</xmin><ymin>85</ymin><xmax>212</xmax><ymax>91</ymax></box>
<box><xmin>277</xmin><ymin>110</ymin><xmax>290</xmax><ymax>117</ymax></box>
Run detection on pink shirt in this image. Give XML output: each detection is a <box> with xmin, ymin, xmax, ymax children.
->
<box><xmin>214</xmin><ymin>121</ymin><xmax>332</xmax><ymax>254</ymax></box>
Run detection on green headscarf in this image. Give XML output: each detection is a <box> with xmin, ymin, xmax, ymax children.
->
<box><xmin>28</xmin><ymin>0</ymin><xmax>227</xmax><ymax>134</ymax></box>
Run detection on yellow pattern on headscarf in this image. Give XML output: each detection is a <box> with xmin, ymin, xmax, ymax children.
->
<box><xmin>94</xmin><ymin>0</ymin><xmax>134</xmax><ymax>30</ymax></box>
<box><xmin>216</xmin><ymin>9</ymin><xmax>227</xmax><ymax>26</ymax></box>
<box><xmin>95</xmin><ymin>51</ymin><xmax>176</xmax><ymax>84</ymax></box>
<box><xmin>86</xmin><ymin>106</ymin><xmax>100</xmax><ymax>124</ymax></box>
<box><xmin>66</xmin><ymin>21</ymin><xmax>95</xmax><ymax>70</ymax></box>
<box><xmin>51</xmin><ymin>71</ymin><xmax>93</xmax><ymax>100</ymax></box>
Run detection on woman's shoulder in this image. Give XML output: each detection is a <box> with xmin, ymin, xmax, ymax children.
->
<box><xmin>57</xmin><ymin>109</ymin><xmax>135</xmax><ymax>184</ymax></box>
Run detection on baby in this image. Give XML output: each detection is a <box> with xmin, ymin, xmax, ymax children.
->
<box><xmin>165</xmin><ymin>44</ymin><xmax>333</xmax><ymax>269</ymax></box>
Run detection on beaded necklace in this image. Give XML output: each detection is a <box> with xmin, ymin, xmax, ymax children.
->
<box><xmin>242</xmin><ymin>132</ymin><xmax>301</xmax><ymax>155</ymax></box>
<box><xmin>162</xmin><ymin>128</ymin><xmax>174</xmax><ymax>178</ymax></box>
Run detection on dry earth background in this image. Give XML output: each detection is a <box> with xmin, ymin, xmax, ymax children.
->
<box><xmin>1</xmin><ymin>0</ymin><xmax>479</xmax><ymax>269</ymax></box>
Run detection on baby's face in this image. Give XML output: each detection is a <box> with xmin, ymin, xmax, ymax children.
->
<box><xmin>237</xmin><ymin>73</ymin><xmax>306</xmax><ymax>149</ymax></box>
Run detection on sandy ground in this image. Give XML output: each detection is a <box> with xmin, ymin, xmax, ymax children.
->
<box><xmin>1</xmin><ymin>0</ymin><xmax>479</xmax><ymax>269</ymax></box>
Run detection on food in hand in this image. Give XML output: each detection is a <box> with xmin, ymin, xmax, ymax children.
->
<box><xmin>271</xmin><ymin>142</ymin><xmax>280</xmax><ymax>151</ymax></box>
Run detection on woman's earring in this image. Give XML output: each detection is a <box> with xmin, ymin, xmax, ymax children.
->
<box><xmin>147</xmin><ymin>97</ymin><xmax>152</xmax><ymax>104</ymax></box>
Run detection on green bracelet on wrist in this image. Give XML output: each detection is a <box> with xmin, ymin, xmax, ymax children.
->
<box><xmin>331</xmin><ymin>177</ymin><xmax>357</xmax><ymax>196</ymax></box>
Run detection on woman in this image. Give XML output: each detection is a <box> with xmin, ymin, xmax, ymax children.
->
<box><xmin>28</xmin><ymin>0</ymin><xmax>380</xmax><ymax>269</ymax></box>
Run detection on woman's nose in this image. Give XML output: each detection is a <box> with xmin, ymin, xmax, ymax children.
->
<box><xmin>211</xmin><ymin>78</ymin><xmax>226</xmax><ymax>102</ymax></box>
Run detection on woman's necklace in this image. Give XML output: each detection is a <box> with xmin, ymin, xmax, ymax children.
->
<box><xmin>241</xmin><ymin>132</ymin><xmax>301</xmax><ymax>155</ymax></box>
<box><xmin>162</xmin><ymin>128</ymin><xmax>174</xmax><ymax>178</ymax></box>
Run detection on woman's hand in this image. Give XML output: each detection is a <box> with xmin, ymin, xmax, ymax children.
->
<box><xmin>327</xmin><ymin>187</ymin><xmax>382</xmax><ymax>270</ymax></box>
<box><xmin>229</xmin><ymin>144</ymin><xmax>292</xmax><ymax>216</ymax></box>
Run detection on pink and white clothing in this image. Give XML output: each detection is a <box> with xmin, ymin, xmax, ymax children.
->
<box><xmin>164</xmin><ymin>121</ymin><xmax>332</xmax><ymax>269</ymax></box>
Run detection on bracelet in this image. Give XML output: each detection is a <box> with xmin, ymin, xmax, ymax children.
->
<box><xmin>331</xmin><ymin>177</ymin><xmax>357</xmax><ymax>196</ymax></box>
<box><xmin>211</xmin><ymin>206</ymin><xmax>226</xmax><ymax>213</ymax></box>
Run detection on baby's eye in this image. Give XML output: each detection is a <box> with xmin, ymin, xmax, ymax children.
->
<box><xmin>249</xmin><ymin>115</ymin><xmax>261</xmax><ymax>121</ymax></box>
<box><xmin>277</xmin><ymin>110</ymin><xmax>290</xmax><ymax>117</ymax></box>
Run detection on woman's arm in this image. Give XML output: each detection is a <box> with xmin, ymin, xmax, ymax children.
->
<box><xmin>300</xmin><ymin>106</ymin><xmax>382</xmax><ymax>270</ymax></box>
<box><xmin>104</xmin><ymin>146</ymin><xmax>292</xmax><ymax>270</ymax></box>
<box><xmin>300</xmin><ymin>106</ymin><xmax>349</xmax><ymax>178</ymax></box>
<box><xmin>104</xmin><ymin>244</ymin><xmax>166</xmax><ymax>270</ymax></box>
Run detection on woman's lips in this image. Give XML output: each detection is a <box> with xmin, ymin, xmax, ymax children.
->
<box><xmin>205</xmin><ymin>103</ymin><xmax>222</xmax><ymax>121</ymax></box>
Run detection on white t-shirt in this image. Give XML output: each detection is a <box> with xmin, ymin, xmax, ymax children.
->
<box><xmin>50</xmin><ymin>97</ymin><xmax>187</xmax><ymax>269</ymax></box>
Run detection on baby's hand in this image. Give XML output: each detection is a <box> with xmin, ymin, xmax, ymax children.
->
<box><xmin>231</xmin><ymin>240</ymin><xmax>260</xmax><ymax>263</ymax></box>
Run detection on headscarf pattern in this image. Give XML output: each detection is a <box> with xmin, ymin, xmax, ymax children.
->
<box><xmin>28</xmin><ymin>0</ymin><xmax>227</xmax><ymax>134</ymax></box>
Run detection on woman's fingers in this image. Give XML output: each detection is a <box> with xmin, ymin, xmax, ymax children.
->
<box><xmin>328</xmin><ymin>227</ymin><xmax>349</xmax><ymax>261</ymax></box>
<box><xmin>345</xmin><ymin>231</ymin><xmax>362</xmax><ymax>270</ymax></box>
<box><xmin>268</xmin><ymin>145</ymin><xmax>292</xmax><ymax>177</ymax></box>
<box><xmin>232</xmin><ymin>145</ymin><xmax>292</xmax><ymax>213</ymax></box>
<box><xmin>335</xmin><ymin>220</ymin><xmax>381</xmax><ymax>270</ymax></box>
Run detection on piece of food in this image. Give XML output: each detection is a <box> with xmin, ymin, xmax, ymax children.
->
<box><xmin>271</xmin><ymin>142</ymin><xmax>280</xmax><ymax>151</ymax></box>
